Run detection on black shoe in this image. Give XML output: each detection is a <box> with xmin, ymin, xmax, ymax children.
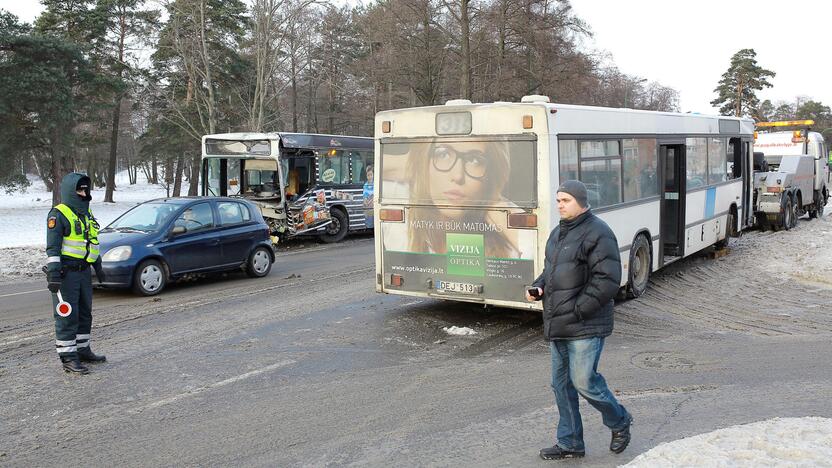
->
<box><xmin>60</xmin><ymin>355</ymin><xmax>90</xmax><ymax>374</ymax></box>
<box><xmin>78</xmin><ymin>347</ymin><xmax>106</xmax><ymax>363</ymax></box>
<box><xmin>610</xmin><ymin>417</ymin><xmax>633</xmax><ymax>454</ymax></box>
<box><xmin>539</xmin><ymin>445</ymin><xmax>585</xmax><ymax>460</ymax></box>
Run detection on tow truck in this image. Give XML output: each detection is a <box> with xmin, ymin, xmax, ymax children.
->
<box><xmin>752</xmin><ymin>120</ymin><xmax>829</xmax><ymax>230</ymax></box>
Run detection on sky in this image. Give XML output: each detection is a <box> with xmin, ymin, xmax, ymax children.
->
<box><xmin>3</xmin><ymin>0</ymin><xmax>830</xmax><ymax>115</ymax></box>
<box><xmin>568</xmin><ymin>0</ymin><xmax>832</xmax><ymax>114</ymax></box>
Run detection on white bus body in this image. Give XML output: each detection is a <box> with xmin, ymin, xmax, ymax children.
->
<box><xmin>374</xmin><ymin>100</ymin><xmax>754</xmax><ymax>310</ymax></box>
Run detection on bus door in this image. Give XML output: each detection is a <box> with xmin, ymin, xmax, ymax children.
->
<box><xmin>660</xmin><ymin>143</ymin><xmax>685</xmax><ymax>262</ymax></box>
<box><xmin>734</xmin><ymin>138</ymin><xmax>753</xmax><ymax>228</ymax></box>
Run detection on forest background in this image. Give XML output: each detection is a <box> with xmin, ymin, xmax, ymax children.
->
<box><xmin>0</xmin><ymin>0</ymin><xmax>828</xmax><ymax>203</ymax></box>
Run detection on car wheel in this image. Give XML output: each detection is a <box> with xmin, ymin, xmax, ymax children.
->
<box><xmin>133</xmin><ymin>259</ymin><xmax>166</xmax><ymax>296</ymax></box>
<box><xmin>246</xmin><ymin>246</ymin><xmax>273</xmax><ymax>278</ymax></box>
<box><xmin>626</xmin><ymin>234</ymin><xmax>651</xmax><ymax>299</ymax></box>
<box><xmin>319</xmin><ymin>208</ymin><xmax>348</xmax><ymax>243</ymax></box>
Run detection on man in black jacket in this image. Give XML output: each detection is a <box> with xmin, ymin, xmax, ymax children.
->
<box><xmin>527</xmin><ymin>180</ymin><xmax>632</xmax><ymax>460</ymax></box>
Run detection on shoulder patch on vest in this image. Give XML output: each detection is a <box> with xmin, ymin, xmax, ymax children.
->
<box><xmin>48</xmin><ymin>216</ymin><xmax>57</xmax><ymax>229</ymax></box>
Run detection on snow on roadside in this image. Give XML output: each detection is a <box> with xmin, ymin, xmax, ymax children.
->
<box><xmin>0</xmin><ymin>173</ymin><xmax>188</xmax><ymax>282</ymax></box>
<box><xmin>732</xmin><ymin>205</ymin><xmax>832</xmax><ymax>286</ymax></box>
<box><xmin>443</xmin><ymin>326</ymin><xmax>477</xmax><ymax>336</ymax></box>
<box><xmin>622</xmin><ymin>417</ymin><xmax>832</xmax><ymax>467</ymax></box>
<box><xmin>0</xmin><ymin>173</ymin><xmax>190</xmax><ymax>249</ymax></box>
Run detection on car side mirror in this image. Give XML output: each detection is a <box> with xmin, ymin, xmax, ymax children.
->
<box><xmin>171</xmin><ymin>225</ymin><xmax>187</xmax><ymax>236</ymax></box>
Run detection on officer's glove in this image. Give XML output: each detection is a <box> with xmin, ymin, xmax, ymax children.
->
<box><xmin>43</xmin><ymin>265</ymin><xmax>61</xmax><ymax>293</ymax></box>
<box><xmin>93</xmin><ymin>262</ymin><xmax>105</xmax><ymax>283</ymax></box>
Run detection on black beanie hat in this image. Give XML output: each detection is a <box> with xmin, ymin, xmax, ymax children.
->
<box><xmin>557</xmin><ymin>180</ymin><xmax>588</xmax><ymax>208</ymax></box>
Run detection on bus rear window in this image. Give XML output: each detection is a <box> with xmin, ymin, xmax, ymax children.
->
<box><xmin>380</xmin><ymin>138</ymin><xmax>536</xmax><ymax>207</ymax></box>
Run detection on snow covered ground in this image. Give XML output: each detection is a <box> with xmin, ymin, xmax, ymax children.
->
<box><xmin>623</xmin><ymin>417</ymin><xmax>832</xmax><ymax>467</ymax></box>
<box><xmin>0</xmin><ymin>173</ymin><xmax>188</xmax><ymax>279</ymax></box>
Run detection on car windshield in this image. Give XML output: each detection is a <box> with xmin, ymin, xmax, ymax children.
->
<box><xmin>105</xmin><ymin>202</ymin><xmax>180</xmax><ymax>232</ymax></box>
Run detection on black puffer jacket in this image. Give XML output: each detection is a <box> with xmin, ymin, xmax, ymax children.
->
<box><xmin>532</xmin><ymin>210</ymin><xmax>622</xmax><ymax>340</ymax></box>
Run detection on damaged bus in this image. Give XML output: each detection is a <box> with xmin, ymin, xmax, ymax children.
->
<box><xmin>201</xmin><ymin>132</ymin><xmax>375</xmax><ymax>243</ymax></box>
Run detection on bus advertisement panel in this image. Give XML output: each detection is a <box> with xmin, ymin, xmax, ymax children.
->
<box><xmin>379</xmin><ymin>136</ymin><xmax>538</xmax><ymax>303</ymax></box>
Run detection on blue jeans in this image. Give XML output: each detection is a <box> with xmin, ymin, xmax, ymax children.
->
<box><xmin>549</xmin><ymin>337</ymin><xmax>630</xmax><ymax>451</ymax></box>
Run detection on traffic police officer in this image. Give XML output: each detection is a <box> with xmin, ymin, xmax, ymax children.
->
<box><xmin>45</xmin><ymin>172</ymin><xmax>106</xmax><ymax>374</ymax></box>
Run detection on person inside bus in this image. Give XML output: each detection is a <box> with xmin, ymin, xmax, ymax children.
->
<box><xmin>526</xmin><ymin>180</ymin><xmax>633</xmax><ymax>460</ymax></box>
<box><xmin>403</xmin><ymin>140</ymin><xmax>526</xmax><ymax>258</ymax></box>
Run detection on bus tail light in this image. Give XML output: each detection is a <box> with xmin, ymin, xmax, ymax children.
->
<box><xmin>522</xmin><ymin>115</ymin><xmax>533</xmax><ymax>129</ymax></box>
<box><xmin>382</xmin><ymin>121</ymin><xmax>391</xmax><ymax>133</ymax></box>
<box><xmin>508</xmin><ymin>213</ymin><xmax>537</xmax><ymax>228</ymax></box>
<box><xmin>379</xmin><ymin>208</ymin><xmax>404</xmax><ymax>222</ymax></box>
<box><xmin>390</xmin><ymin>274</ymin><xmax>404</xmax><ymax>286</ymax></box>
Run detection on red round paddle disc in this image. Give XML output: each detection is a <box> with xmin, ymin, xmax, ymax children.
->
<box><xmin>56</xmin><ymin>302</ymin><xmax>71</xmax><ymax>317</ymax></box>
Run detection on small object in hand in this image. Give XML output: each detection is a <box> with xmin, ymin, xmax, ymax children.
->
<box><xmin>527</xmin><ymin>287</ymin><xmax>541</xmax><ymax>298</ymax></box>
<box><xmin>55</xmin><ymin>291</ymin><xmax>72</xmax><ymax>317</ymax></box>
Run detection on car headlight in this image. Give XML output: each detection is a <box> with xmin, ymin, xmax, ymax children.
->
<box><xmin>102</xmin><ymin>246</ymin><xmax>132</xmax><ymax>262</ymax></box>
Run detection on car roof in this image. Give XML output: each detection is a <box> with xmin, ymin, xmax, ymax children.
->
<box><xmin>141</xmin><ymin>196</ymin><xmax>254</xmax><ymax>205</ymax></box>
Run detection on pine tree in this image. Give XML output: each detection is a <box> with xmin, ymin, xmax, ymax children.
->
<box><xmin>711</xmin><ymin>48</ymin><xmax>775</xmax><ymax>117</ymax></box>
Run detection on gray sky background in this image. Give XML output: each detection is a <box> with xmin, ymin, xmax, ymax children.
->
<box><xmin>3</xmin><ymin>0</ymin><xmax>830</xmax><ymax>115</ymax></box>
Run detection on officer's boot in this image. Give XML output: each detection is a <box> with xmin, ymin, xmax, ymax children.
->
<box><xmin>60</xmin><ymin>354</ymin><xmax>90</xmax><ymax>374</ymax></box>
<box><xmin>77</xmin><ymin>347</ymin><xmax>106</xmax><ymax>363</ymax></box>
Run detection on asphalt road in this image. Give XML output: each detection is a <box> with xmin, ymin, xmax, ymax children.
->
<box><xmin>1</xmin><ymin>225</ymin><xmax>831</xmax><ymax>467</ymax></box>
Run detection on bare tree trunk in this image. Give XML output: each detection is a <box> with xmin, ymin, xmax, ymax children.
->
<box><xmin>104</xmin><ymin>100</ymin><xmax>121</xmax><ymax>202</ymax></box>
<box><xmin>460</xmin><ymin>0</ymin><xmax>471</xmax><ymax>100</ymax></box>
<box><xmin>173</xmin><ymin>152</ymin><xmax>185</xmax><ymax>196</ymax></box>
<box><xmin>151</xmin><ymin>154</ymin><xmax>158</xmax><ymax>184</ymax></box>
<box><xmin>291</xmin><ymin>53</ymin><xmax>298</xmax><ymax>132</ymax></box>
<box><xmin>188</xmin><ymin>152</ymin><xmax>200</xmax><ymax>195</ymax></box>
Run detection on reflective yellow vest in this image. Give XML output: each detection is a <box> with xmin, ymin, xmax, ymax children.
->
<box><xmin>54</xmin><ymin>204</ymin><xmax>100</xmax><ymax>263</ymax></box>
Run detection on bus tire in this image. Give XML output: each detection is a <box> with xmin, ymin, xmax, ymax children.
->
<box><xmin>320</xmin><ymin>208</ymin><xmax>348</xmax><ymax>243</ymax></box>
<box><xmin>625</xmin><ymin>234</ymin><xmax>651</xmax><ymax>299</ymax></box>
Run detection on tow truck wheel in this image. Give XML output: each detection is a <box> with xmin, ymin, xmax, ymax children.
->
<box><xmin>782</xmin><ymin>197</ymin><xmax>793</xmax><ymax>231</ymax></box>
<box><xmin>625</xmin><ymin>234</ymin><xmax>652</xmax><ymax>299</ymax></box>
<box><xmin>789</xmin><ymin>196</ymin><xmax>798</xmax><ymax>228</ymax></box>
<box><xmin>809</xmin><ymin>193</ymin><xmax>824</xmax><ymax>219</ymax></box>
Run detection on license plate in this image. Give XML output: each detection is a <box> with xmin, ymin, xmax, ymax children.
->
<box><xmin>435</xmin><ymin>280</ymin><xmax>482</xmax><ymax>295</ymax></box>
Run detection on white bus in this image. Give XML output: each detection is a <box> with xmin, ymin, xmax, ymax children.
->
<box><xmin>373</xmin><ymin>96</ymin><xmax>754</xmax><ymax>309</ymax></box>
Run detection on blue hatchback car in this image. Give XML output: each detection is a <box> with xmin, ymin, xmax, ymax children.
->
<box><xmin>96</xmin><ymin>197</ymin><xmax>274</xmax><ymax>295</ymax></box>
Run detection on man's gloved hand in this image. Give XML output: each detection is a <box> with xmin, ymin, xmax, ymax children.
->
<box><xmin>93</xmin><ymin>262</ymin><xmax>105</xmax><ymax>283</ymax></box>
<box><xmin>45</xmin><ymin>267</ymin><xmax>62</xmax><ymax>293</ymax></box>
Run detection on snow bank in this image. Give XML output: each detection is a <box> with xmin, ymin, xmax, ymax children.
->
<box><xmin>443</xmin><ymin>326</ymin><xmax>477</xmax><ymax>336</ymax></box>
<box><xmin>0</xmin><ymin>173</ymin><xmax>189</xmax><ymax>249</ymax></box>
<box><xmin>0</xmin><ymin>173</ymin><xmax>189</xmax><ymax>282</ymax></box>
<box><xmin>623</xmin><ymin>417</ymin><xmax>832</xmax><ymax>468</ymax></box>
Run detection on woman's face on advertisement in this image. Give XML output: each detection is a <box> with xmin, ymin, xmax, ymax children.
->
<box><xmin>428</xmin><ymin>141</ymin><xmax>489</xmax><ymax>216</ymax></box>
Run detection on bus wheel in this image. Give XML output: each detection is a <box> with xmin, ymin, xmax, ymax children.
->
<box><xmin>320</xmin><ymin>208</ymin><xmax>348</xmax><ymax>243</ymax></box>
<box><xmin>626</xmin><ymin>235</ymin><xmax>651</xmax><ymax>299</ymax></box>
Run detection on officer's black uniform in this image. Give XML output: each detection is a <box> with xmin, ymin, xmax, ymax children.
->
<box><xmin>46</xmin><ymin>173</ymin><xmax>107</xmax><ymax>374</ymax></box>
